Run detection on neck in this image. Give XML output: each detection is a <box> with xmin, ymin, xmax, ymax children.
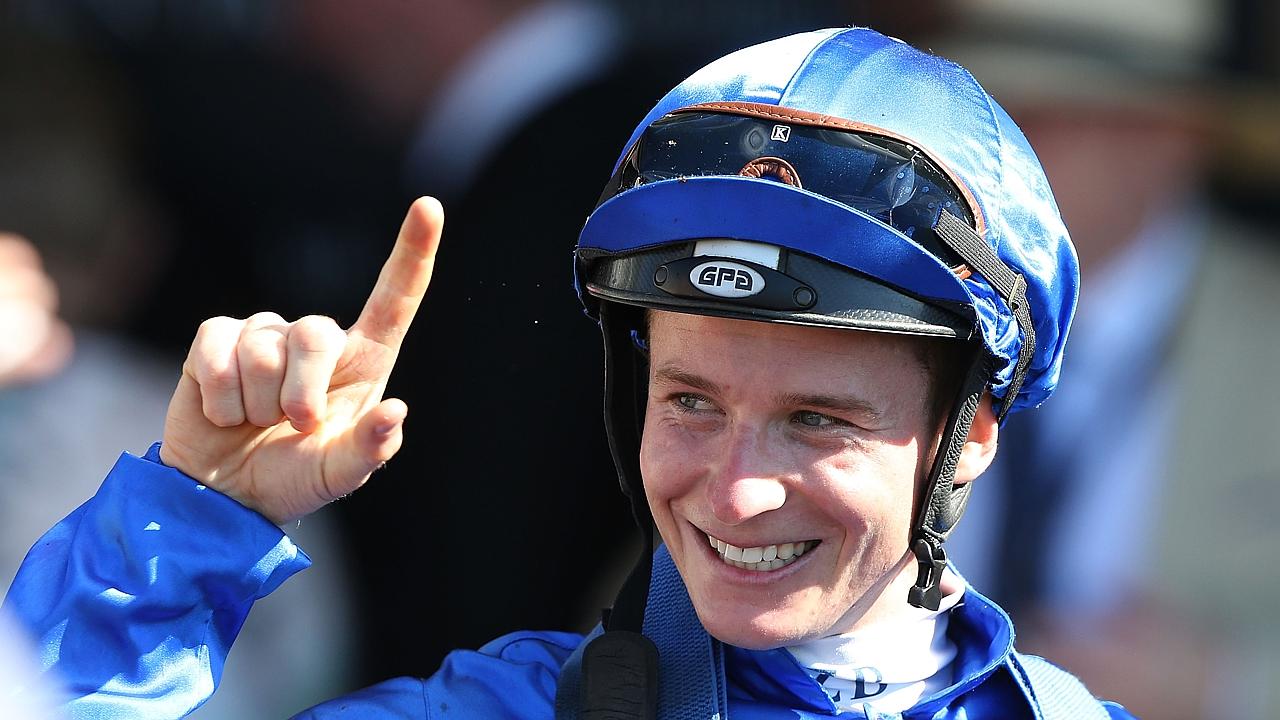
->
<box><xmin>828</xmin><ymin>550</ymin><xmax>932</xmax><ymax>635</ymax></box>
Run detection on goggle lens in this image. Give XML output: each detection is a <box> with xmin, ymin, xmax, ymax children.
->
<box><xmin>601</xmin><ymin>111</ymin><xmax>976</xmax><ymax>266</ymax></box>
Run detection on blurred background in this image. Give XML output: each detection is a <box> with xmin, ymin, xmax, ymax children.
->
<box><xmin>0</xmin><ymin>1</ymin><xmax>1276</xmax><ymax>718</ymax></box>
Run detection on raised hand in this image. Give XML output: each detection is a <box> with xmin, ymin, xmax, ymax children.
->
<box><xmin>159</xmin><ymin>197</ymin><xmax>443</xmax><ymax>524</ymax></box>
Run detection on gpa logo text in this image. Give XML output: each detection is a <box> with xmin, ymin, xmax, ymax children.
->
<box><xmin>699</xmin><ymin>266</ymin><xmax>752</xmax><ymax>291</ymax></box>
<box><xmin>690</xmin><ymin>260</ymin><xmax>766</xmax><ymax>299</ymax></box>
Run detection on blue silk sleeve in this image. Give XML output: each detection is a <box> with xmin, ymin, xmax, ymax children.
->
<box><xmin>2</xmin><ymin>443</ymin><xmax>311</xmax><ymax>719</ymax></box>
<box><xmin>290</xmin><ymin>631</ymin><xmax>579</xmax><ymax>719</ymax></box>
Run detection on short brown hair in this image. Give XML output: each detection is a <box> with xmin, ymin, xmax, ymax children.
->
<box><xmin>908</xmin><ymin>336</ymin><xmax>979</xmax><ymax>432</ymax></box>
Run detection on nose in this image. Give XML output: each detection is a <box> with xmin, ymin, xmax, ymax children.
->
<box><xmin>705</xmin><ymin>427</ymin><xmax>788</xmax><ymax>525</ymax></box>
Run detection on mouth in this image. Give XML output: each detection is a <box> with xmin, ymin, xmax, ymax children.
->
<box><xmin>705</xmin><ymin>531</ymin><xmax>820</xmax><ymax>572</ymax></box>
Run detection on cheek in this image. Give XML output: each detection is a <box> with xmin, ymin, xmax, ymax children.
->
<box><xmin>639</xmin><ymin>417</ymin><xmax>697</xmax><ymax>508</ymax></box>
<box><xmin>866</xmin><ymin>446</ymin><xmax>927</xmax><ymax>541</ymax></box>
<box><xmin>639</xmin><ymin>423</ymin><xmax>708</xmax><ymax>554</ymax></box>
<box><xmin>812</xmin><ymin>445</ymin><xmax>921</xmax><ymax>538</ymax></box>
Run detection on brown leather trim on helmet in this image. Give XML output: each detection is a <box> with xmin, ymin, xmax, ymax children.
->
<box><xmin>739</xmin><ymin>156</ymin><xmax>802</xmax><ymax>188</ymax></box>
<box><xmin>677</xmin><ymin>101</ymin><xmax>988</xmax><ymax>236</ymax></box>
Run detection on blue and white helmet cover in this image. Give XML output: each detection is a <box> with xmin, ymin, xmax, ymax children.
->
<box><xmin>576</xmin><ymin>27</ymin><xmax>1078</xmax><ymax>414</ymax></box>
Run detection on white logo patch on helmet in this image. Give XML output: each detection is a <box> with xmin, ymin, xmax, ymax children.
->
<box><xmin>690</xmin><ymin>260</ymin><xmax>765</xmax><ymax>298</ymax></box>
<box><xmin>693</xmin><ymin>239</ymin><xmax>781</xmax><ymax>269</ymax></box>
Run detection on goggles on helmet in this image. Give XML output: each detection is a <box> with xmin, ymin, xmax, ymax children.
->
<box><xmin>598</xmin><ymin>110</ymin><xmax>976</xmax><ymax>270</ymax></box>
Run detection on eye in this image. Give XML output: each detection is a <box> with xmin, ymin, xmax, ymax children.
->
<box><xmin>676</xmin><ymin>393</ymin><xmax>715</xmax><ymax>412</ymax></box>
<box><xmin>794</xmin><ymin>410</ymin><xmax>840</xmax><ymax>428</ymax></box>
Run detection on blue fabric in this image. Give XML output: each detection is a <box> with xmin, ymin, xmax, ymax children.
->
<box><xmin>3</xmin><ymin>451</ymin><xmax>1133</xmax><ymax>719</ymax></box>
<box><xmin>1010</xmin><ymin>654</ymin><xmax>1110</xmax><ymax>720</ymax></box>
<box><xmin>642</xmin><ymin>545</ymin><xmax>728</xmax><ymax>718</ymax></box>
<box><xmin>578</xmin><ymin>27</ymin><xmax>1079</xmax><ymax>413</ymax></box>
<box><xmin>2</xmin><ymin>444</ymin><xmax>310</xmax><ymax>719</ymax></box>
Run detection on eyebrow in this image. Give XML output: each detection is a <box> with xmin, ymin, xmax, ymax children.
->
<box><xmin>777</xmin><ymin>392</ymin><xmax>883</xmax><ymax>423</ymax></box>
<box><xmin>652</xmin><ymin>366</ymin><xmax>884</xmax><ymax>422</ymax></box>
<box><xmin>652</xmin><ymin>366</ymin><xmax>721</xmax><ymax>396</ymax></box>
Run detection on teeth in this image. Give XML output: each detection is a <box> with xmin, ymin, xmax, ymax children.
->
<box><xmin>704</xmin><ymin>533</ymin><xmax>818</xmax><ymax>572</ymax></box>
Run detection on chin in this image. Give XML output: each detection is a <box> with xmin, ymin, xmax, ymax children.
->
<box><xmin>693</xmin><ymin>598</ymin><xmax>831</xmax><ymax>650</ymax></box>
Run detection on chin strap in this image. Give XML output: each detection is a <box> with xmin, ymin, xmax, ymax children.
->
<box><xmin>907</xmin><ymin>210</ymin><xmax>1038</xmax><ymax>609</ymax></box>
<box><xmin>908</xmin><ymin>349</ymin><xmax>989</xmax><ymax>610</ymax></box>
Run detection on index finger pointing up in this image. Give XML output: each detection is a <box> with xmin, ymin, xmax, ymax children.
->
<box><xmin>351</xmin><ymin>196</ymin><xmax>444</xmax><ymax>349</ymax></box>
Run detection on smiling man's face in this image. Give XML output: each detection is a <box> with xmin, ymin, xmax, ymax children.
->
<box><xmin>640</xmin><ymin>310</ymin><xmax>949</xmax><ymax>650</ymax></box>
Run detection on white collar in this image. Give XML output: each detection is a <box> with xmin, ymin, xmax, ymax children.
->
<box><xmin>784</xmin><ymin>570</ymin><xmax>964</xmax><ymax>714</ymax></box>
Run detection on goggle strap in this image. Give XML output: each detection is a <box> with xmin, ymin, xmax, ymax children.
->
<box><xmin>934</xmin><ymin>211</ymin><xmax>1037</xmax><ymax>420</ymax></box>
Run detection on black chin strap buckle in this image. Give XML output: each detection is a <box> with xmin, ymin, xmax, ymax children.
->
<box><xmin>908</xmin><ymin>537</ymin><xmax>947</xmax><ymax>611</ymax></box>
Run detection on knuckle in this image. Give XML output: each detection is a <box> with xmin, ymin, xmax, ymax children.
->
<box><xmin>238</xmin><ymin>332</ymin><xmax>287</xmax><ymax>379</ymax></box>
<box><xmin>245</xmin><ymin>407</ymin><xmax>284</xmax><ymax>428</ymax></box>
<box><xmin>198</xmin><ymin>360</ymin><xmax>240</xmax><ymax>391</ymax></box>
<box><xmin>202</xmin><ymin>399</ymin><xmax>244</xmax><ymax>427</ymax></box>
<box><xmin>290</xmin><ymin>315</ymin><xmax>345</xmax><ymax>353</ymax></box>
<box><xmin>295</xmin><ymin>313</ymin><xmax>339</xmax><ymax>331</ymax></box>
<box><xmin>241</xmin><ymin>354</ymin><xmax>284</xmax><ymax>381</ymax></box>
<box><xmin>196</xmin><ymin>315</ymin><xmax>242</xmax><ymax>341</ymax></box>
<box><xmin>280</xmin><ymin>395</ymin><xmax>319</xmax><ymax>422</ymax></box>
<box><xmin>245</xmin><ymin>311</ymin><xmax>286</xmax><ymax>328</ymax></box>
<box><xmin>209</xmin><ymin>413</ymin><xmax>245</xmax><ymax>429</ymax></box>
<box><xmin>243</xmin><ymin>347</ymin><xmax>283</xmax><ymax>374</ymax></box>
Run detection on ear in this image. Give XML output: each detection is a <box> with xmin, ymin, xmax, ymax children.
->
<box><xmin>953</xmin><ymin>393</ymin><xmax>998</xmax><ymax>485</ymax></box>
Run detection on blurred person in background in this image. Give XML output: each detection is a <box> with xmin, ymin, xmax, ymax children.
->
<box><xmin>922</xmin><ymin>0</ymin><xmax>1280</xmax><ymax>717</ymax></box>
<box><xmin>0</xmin><ymin>26</ymin><xmax>355</xmax><ymax>719</ymax></box>
<box><xmin>0</xmin><ymin>235</ymin><xmax>69</xmax><ymax>720</ymax></box>
<box><xmin>0</xmin><ymin>234</ymin><xmax>72</xmax><ymax>388</ymax></box>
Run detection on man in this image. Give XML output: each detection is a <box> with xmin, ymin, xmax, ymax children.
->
<box><xmin>4</xmin><ymin>28</ymin><xmax>1132</xmax><ymax>718</ymax></box>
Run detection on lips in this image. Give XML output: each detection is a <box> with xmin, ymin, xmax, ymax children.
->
<box><xmin>705</xmin><ymin>531</ymin><xmax>820</xmax><ymax>572</ymax></box>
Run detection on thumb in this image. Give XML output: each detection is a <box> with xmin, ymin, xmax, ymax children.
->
<box><xmin>323</xmin><ymin>398</ymin><xmax>408</xmax><ymax>499</ymax></box>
